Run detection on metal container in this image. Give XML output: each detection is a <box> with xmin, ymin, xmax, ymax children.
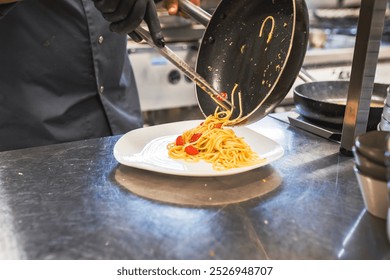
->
<box><xmin>354</xmin><ymin>166</ymin><xmax>388</xmax><ymax>219</ymax></box>
<box><xmin>386</xmin><ymin>134</ymin><xmax>390</xmax><ymax>241</ymax></box>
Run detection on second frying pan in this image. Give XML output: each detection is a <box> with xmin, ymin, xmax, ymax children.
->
<box><xmin>293</xmin><ymin>81</ymin><xmax>388</xmax><ymax>130</ymax></box>
<box><xmin>192</xmin><ymin>0</ymin><xmax>309</xmax><ymax>124</ymax></box>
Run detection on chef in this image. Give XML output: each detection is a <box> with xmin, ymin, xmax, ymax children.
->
<box><xmin>0</xmin><ymin>0</ymin><xmax>199</xmax><ymax>152</ymax></box>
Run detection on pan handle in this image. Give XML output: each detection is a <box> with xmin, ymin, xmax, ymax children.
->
<box><xmin>298</xmin><ymin>68</ymin><xmax>317</xmax><ymax>83</ymax></box>
<box><xmin>178</xmin><ymin>0</ymin><xmax>211</xmax><ymax>27</ymax></box>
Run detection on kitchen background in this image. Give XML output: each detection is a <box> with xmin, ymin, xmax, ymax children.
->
<box><xmin>127</xmin><ymin>0</ymin><xmax>390</xmax><ymax>126</ymax></box>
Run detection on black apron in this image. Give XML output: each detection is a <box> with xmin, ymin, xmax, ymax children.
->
<box><xmin>0</xmin><ymin>0</ymin><xmax>143</xmax><ymax>151</ymax></box>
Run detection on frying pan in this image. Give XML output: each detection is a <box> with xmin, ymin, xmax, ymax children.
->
<box><xmin>293</xmin><ymin>81</ymin><xmax>388</xmax><ymax>130</ymax></box>
<box><xmin>181</xmin><ymin>0</ymin><xmax>309</xmax><ymax>124</ymax></box>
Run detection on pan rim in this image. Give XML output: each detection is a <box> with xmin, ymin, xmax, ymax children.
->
<box><xmin>294</xmin><ymin>80</ymin><xmax>388</xmax><ymax>106</ymax></box>
<box><xmin>195</xmin><ymin>0</ymin><xmax>300</xmax><ymax>123</ymax></box>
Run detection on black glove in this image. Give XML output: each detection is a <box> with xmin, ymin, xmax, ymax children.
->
<box><xmin>92</xmin><ymin>0</ymin><xmax>165</xmax><ymax>48</ymax></box>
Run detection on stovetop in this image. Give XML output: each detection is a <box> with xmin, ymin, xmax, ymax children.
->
<box><xmin>270</xmin><ymin>111</ymin><xmax>342</xmax><ymax>142</ymax></box>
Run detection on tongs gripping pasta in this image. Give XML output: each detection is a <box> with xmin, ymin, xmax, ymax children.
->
<box><xmin>134</xmin><ymin>27</ymin><xmax>232</xmax><ymax>111</ymax></box>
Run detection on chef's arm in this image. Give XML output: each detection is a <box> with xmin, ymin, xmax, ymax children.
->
<box><xmin>0</xmin><ymin>0</ymin><xmax>21</xmax><ymax>19</ymax></box>
<box><xmin>0</xmin><ymin>0</ymin><xmax>21</xmax><ymax>3</ymax></box>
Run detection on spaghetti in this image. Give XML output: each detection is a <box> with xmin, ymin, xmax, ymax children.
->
<box><xmin>259</xmin><ymin>15</ymin><xmax>275</xmax><ymax>44</ymax></box>
<box><xmin>167</xmin><ymin>85</ymin><xmax>265</xmax><ymax>171</ymax></box>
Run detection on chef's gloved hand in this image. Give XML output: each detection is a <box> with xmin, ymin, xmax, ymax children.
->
<box><xmin>92</xmin><ymin>0</ymin><xmax>165</xmax><ymax>48</ymax></box>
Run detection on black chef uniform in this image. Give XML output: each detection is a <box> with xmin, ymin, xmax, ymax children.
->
<box><xmin>0</xmin><ymin>0</ymin><xmax>143</xmax><ymax>151</ymax></box>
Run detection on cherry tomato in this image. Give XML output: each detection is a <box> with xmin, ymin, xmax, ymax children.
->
<box><xmin>214</xmin><ymin>123</ymin><xmax>222</xmax><ymax>129</ymax></box>
<box><xmin>175</xmin><ymin>135</ymin><xmax>184</xmax><ymax>146</ymax></box>
<box><xmin>216</xmin><ymin>91</ymin><xmax>227</xmax><ymax>101</ymax></box>
<box><xmin>185</xmin><ymin>145</ymin><xmax>199</xmax><ymax>155</ymax></box>
<box><xmin>190</xmin><ymin>133</ymin><xmax>202</xmax><ymax>143</ymax></box>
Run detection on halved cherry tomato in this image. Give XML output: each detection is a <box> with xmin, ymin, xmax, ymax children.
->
<box><xmin>190</xmin><ymin>133</ymin><xmax>202</xmax><ymax>143</ymax></box>
<box><xmin>185</xmin><ymin>145</ymin><xmax>199</xmax><ymax>155</ymax></box>
<box><xmin>175</xmin><ymin>135</ymin><xmax>184</xmax><ymax>146</ymax></box>
<box><xmin>214</xmin><ymin>123</ymin><xmax>222</xmax><ymax>129</ymax></box>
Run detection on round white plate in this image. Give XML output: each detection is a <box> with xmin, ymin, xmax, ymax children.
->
<box><xmin>113</xmin><ymin>120</ymin><xmax>284</xmax><ymax>177</ymax></box>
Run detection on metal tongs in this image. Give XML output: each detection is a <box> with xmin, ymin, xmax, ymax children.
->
<box><xmin>133</xmin><ymin>10</ymin><xmax>232</xmax><ymax>111</ymax></box>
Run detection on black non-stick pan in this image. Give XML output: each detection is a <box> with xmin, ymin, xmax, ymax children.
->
<box><xmin>185</xmin><ymin>0</ymin><xmax>309</xmax><ymax>124</ymax></box>
<box><xmin>139</xmin><ymin>0</ymin><xmax>308</xmax><ymax>123</ymax></box>
<box><xmin>293</xmin><ymin>81</ymin><xmax>388</xmax><ymax>130</ymax></box>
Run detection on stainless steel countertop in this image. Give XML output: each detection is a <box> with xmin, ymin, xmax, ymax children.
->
<box><xmin>0</xmin><ymin>116</ymin><xmax>389</xmax><ymax>259</ymax></box>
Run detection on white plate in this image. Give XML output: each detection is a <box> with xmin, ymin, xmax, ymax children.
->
<box><xmin>113</xmin><ymin>120</ymin><xmax>284</xmax><ymax>177</ymax></box>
